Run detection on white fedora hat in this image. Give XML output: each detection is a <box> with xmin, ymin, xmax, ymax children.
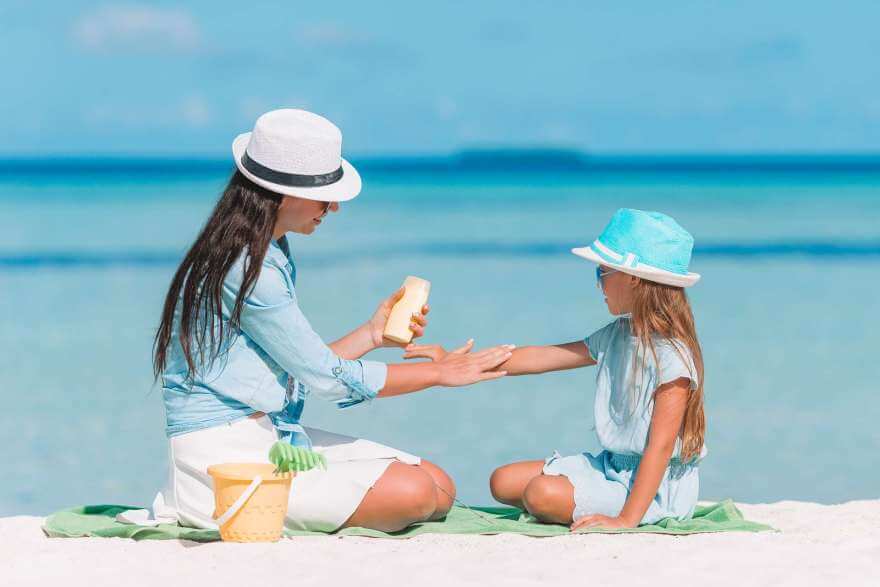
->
<box><xmin>231</xmin><ymin>109</ymin><xmax>362</xmax><ymax>202</ymax></box>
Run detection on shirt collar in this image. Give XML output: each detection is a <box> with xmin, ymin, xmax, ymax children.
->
<box><xmin>267</xmin><ymin>235</ymin><xmax>292</xmax><ymax>263</ymax></box>
<box><xmin>268</xmin><ymin>235</ymin><xmax>296</xmax><ymax>285</ymax></box>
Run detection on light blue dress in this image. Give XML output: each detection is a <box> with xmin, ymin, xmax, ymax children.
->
<box><xmin>543</xmin><ymin>317</ymin><xmax>704</xmax><ymax>524</ymax></box>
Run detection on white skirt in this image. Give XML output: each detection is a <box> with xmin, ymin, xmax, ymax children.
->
<box><xmin>155</xmin><ymin>414</ymin><xmax>421</xmax><ymax>532</ymax></box>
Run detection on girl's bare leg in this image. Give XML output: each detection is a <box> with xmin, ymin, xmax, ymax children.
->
<box><xmin>489</xmin><ymin>460</ymin><xmax>545</xmax><ymax>509</ymax></box>
<box><xmin>522</xmin><ymin>474</ymin><xmax>575</xmax><ymax>524</ymax></box>
<box><xmin>491</xmin><ymin>460</ymin><xmax>576</xmax><ymax>524</ymax></box>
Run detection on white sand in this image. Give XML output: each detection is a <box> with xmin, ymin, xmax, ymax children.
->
<box><xmin>1</xmin><ymin>500</ymin><xmax>878</xmax><ymax>586</ymax></box>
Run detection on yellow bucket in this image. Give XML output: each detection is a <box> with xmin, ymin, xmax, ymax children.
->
<box><xmin>207</xmin><ymin>463</ymin><xmax>293</xmax><ymax>543</ymax></box>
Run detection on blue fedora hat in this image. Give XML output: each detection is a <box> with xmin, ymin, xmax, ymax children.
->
<box><xmin>572</xmin><ymin>208</ymin><xmax>700</xmax><ymax>287</ymax></box>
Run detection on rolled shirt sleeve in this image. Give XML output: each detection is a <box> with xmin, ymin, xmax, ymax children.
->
<box><xmin>226</xmin><ymin>261</ymin><xmax>386</xmax><ymax>409</ymax></box>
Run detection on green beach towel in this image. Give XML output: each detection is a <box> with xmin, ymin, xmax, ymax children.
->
<box><xmin>42</xmin><ymin>499</ymin><xmax>773</xmax><ymax>542</ymax></box>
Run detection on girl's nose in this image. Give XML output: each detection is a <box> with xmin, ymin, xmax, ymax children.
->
<box><xmin>329</xmin><ymin>202</ymin><xmax>340</xmax><ymax>213</ymax></box>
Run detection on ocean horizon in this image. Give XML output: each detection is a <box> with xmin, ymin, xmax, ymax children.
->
<box><xmin>4</xmin><ymin>150</ymin><xmax>880</xmax><ymax>175</ymax></box>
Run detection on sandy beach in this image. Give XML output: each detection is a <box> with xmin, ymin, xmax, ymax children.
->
<box><xmin>1</xmin><ymin>500</ymin><xmax>876</xmax><ymax>586</ymax></box>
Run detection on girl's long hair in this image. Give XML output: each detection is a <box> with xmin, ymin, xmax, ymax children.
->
<box><xmin>630</xmin><ymin>279</ymin><xmax>705</xmax><ymax>462</ymax></box>
<box><xmin>153</xmin><ymin>171</ymin><xmax>282</xmax><ymax>379</ymax></box>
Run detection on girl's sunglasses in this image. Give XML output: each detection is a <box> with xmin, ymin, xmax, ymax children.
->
<box><xmin>595</xmin><ymin>266</ymin><xmax>617</xmax><ymax>289</ymax></box>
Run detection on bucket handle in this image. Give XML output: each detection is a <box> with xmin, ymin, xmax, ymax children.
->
<box><xmin>214</xmin><ymin>475</ymin><xmax>263</xmax><ymax>527</ymax></box>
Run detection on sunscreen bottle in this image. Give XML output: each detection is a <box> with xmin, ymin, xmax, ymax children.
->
<box><xmin>383</xmin><ymin>276</ymin><xmax>431</xmax><ymax>344</ymax></box>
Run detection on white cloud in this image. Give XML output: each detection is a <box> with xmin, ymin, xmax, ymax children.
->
<box><xmin>238</xmin><ymin>97</ymin><xmax>312</xmax><ymax>124</ymax></box>
<box><xmin>83</xmin><ymin>95</ymin><xmax>212</xmax><ymax>128</ymax></box>
<box><xmin>434</xmin><ymin>97</ymin><xmax>458</xmax><ymax>121</ymax></box>
<box><xmin>180</xmin><ymin>95</ymin><xmax>211</xmax><ymax>127</ymax></box>
<box><xmin>538</xmin><ymin>122</ymin><xmax>577</xmax><ymax>143</ymax></box>
<box><xmin>294</xmin><ymin>23</ymin><xmax>414</xmax><ymax>68</ymax></box>
<box><xmin>72</xmin><ymin>4</ymin><xmax>201</xmax><ymax>53</ymax></box>
<box><xmin>861</xmin><ymin>98</ymin><xmax>880</xmax><ymax>122</ymax></box>
<box><xmin>297</xmin><ymin>23</ymin><xmax>371</xmax><ymax>49</ymax></box>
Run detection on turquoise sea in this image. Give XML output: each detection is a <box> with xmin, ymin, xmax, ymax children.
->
<box><xmin>1</xmin><ymin>159</ymin><xmax>878</xmax><ymax>516</ymax></box>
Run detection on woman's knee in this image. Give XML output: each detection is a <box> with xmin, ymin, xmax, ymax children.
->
<box><xmin>343</xmin><ymin>463</ymin><xmax>437</xmax><ymax>532</ymax></box>
<box><xmin>388</xmin><ymin>464</ymin><xmax>438</xmax><ymax>522</ymax></box>
<box><xmin>418</xmin><ymin>460</ymin><xmax>456</xmax><ymax>518</ymax></box>
<box><xmin>522</xmin><ymin>475</ymin><xmax>575</xmax><ymax>524</ymax></box>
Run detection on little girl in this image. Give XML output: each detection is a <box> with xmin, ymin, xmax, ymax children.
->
<box><xmin>406</xmin><ymin>208</ymin><xmax>706</xmax><ymax>529</ymax></box>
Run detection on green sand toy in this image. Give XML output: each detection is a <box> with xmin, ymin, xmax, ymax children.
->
<box><xmin>268</xmin><ymin>441</ymin><xmax>327</xmax><ymax>474</ymax></box>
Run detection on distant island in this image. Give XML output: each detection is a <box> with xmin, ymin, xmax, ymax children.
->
<box><xmin>360</xmin><ymin>149</ymin><xmax>880</xmax><ymax>173</ymax></box>
<box><xmin>454</xmin><ymin>148</ymin><xmax>589</xmax><ymax>170</ymax></box>
<box><xmin>2</xmin><ymin>148</ymin><xmax>880</xmax><ymax>175</ymax></box>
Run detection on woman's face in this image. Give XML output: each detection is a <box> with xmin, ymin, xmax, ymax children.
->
<box><xmin>598</xmin><ymin>265</ymin><xmax>637</xmax><ymax>315</ymax></box>
<box><xmin>277</xmin><ymin>196</ymin><xmax>340</xmax><ymax>235</ymax></box>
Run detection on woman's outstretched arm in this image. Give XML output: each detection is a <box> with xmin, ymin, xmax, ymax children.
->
<box><xmin>379</xmin><ymin>344</ymin><xmax>513</xmax><ymax>398</ymax></box>
<box><xmin>236</xmin><ymin>266</ymin><xmax>509</xmax><ymax>410</ymax></box>
<box><xmin>403</xmin><ymin>340</ymin><xmax>595</xmax><ymax>375</ymax></box>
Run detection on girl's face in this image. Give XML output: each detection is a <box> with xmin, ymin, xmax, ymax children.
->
<box><xmin>277</xmin><ymin>197</ymin><xmax>339</xmax><ymax>236</ymax></box>
<box><xmin>598</xmin><ymin>265</ymin><xmax>637</xmax><ymax>315</ymax></box>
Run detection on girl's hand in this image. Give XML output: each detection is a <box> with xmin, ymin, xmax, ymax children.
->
<box><xmin>570</xmin><ymin>514</ymin><xmax>637</xmax><ymax>531</ymax></box>
<box><xmin>403</xmin><ymin>338</ymin><xmax>475</xmax><ymax>362</ymax></box>
<box><xmin>435</xmin><ymin>344</ymin><xmax>515</xmax><ymax>387</ymax></box>
<box><xmin>367</xmin><ymin>287</ymin><xmax>430</xmax><ymax>348</ymax></box>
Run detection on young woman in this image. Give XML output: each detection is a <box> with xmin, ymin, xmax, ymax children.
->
<box><xmin>152</xmin><ymin>109</ymin><xmax>512</xmax><ymax>533</ymax></box>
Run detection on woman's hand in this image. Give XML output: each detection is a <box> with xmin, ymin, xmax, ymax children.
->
<box><xmin>378</xmin><ymin>342</ymin><xmax>515</xmax><ymax>398</ymax></box>
<box><xmin>367</xmin><ymin>287</ymin><xmax>429</xmax><ymax>349</ymax></box>
<box><xmin>434</xmin><ymin>344</ymin><xmax>515</xmax><ymax>387</ymax></box>
<box><xmin>570</xmin><ymin>514</ymin><xmax>637</xmax><ymax>532</ymax></box>
<box><xmin>402</xmin><ymin>338</ymin><xmax>475</xmax><ymax>362</ymax></box>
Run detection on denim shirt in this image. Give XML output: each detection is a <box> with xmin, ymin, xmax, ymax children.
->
<box><xmin>162</xmin><ymin>236</ymin><xmax>387</xmax><ymax>447</ymax></box>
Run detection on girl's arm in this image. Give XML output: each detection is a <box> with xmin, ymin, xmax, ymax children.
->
<box><xmin>570</xmin><ymin>377</ymin><xmax>691</xmax><ymax>530</ymax></box>
<box><xmin>403</xmin><ymin>341</ymin><xmax>595</xmax><ymax>375</ymax></box>
<box><xmin>496</xmin><ymin>342</ymin><xmax>595</xmax><ymax>375</ymax></box>
<box><xmin>330</xmin><ymin>288</ymin><xmax>428</xmax><ymax>360</ymax></box>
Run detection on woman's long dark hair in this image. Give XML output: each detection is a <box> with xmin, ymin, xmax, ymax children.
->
<box><xmin>153</xmin><ymin>171</ymin><xmax>282</xmax><ymax>379</ymax></box>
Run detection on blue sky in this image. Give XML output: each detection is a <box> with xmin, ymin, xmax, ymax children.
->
<box><xmin>3</xmin><ymin>1</ymin><xmax>880</xmax><ymax>156</ymax></box>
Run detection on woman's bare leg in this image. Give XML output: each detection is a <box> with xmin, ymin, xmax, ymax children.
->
<box><xmin>417</xmin><ymin>459</ymin><xmax>456</xmax><ymax>520</ymax></box>
<box><xmin>341</xmin><ymin>462</ymin><xmax>437</xmax><ymax>532</ymax></box>
<box><xmin>489</xmin><ymin>460</ymin><xmax>545</xmax><ymax>509</ymax></box>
